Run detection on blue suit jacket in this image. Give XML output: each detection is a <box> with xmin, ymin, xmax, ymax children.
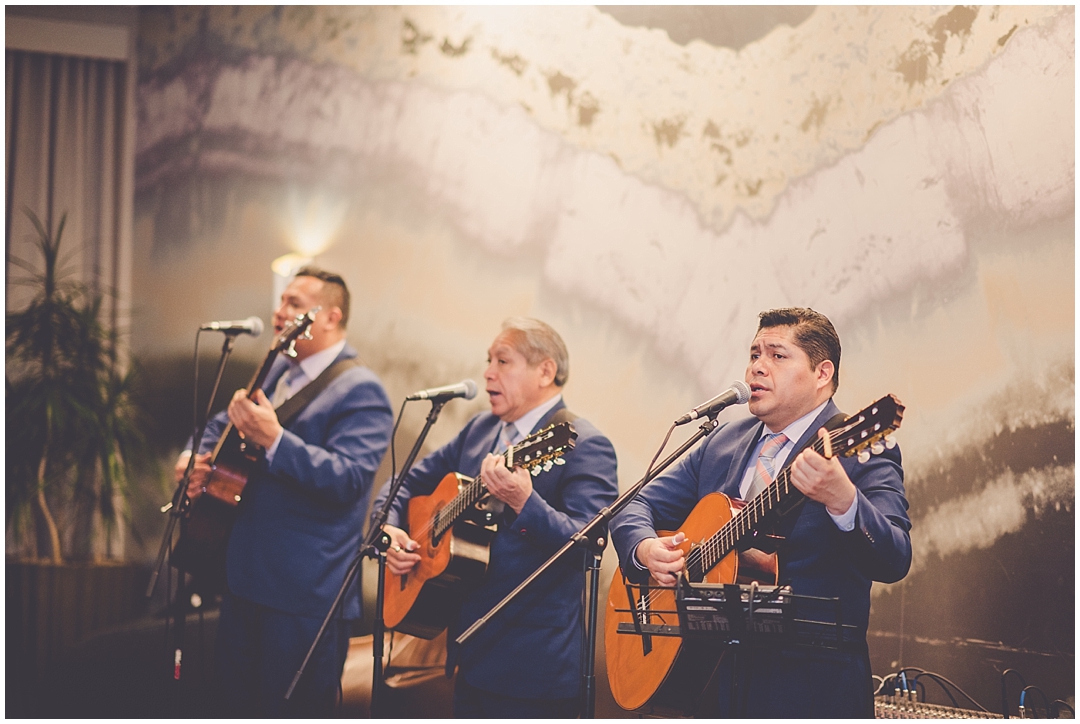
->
<box><xmin>609</xmin><ymin>399</ymin><xmax>911</xmax><ymax>715</ymax></box>
<box><xmin>199</xmin><ymin>345</ymin><xmax>393</xmax><ymax>619</ymax></box>
<box><xmin>372</xmin><ymin>399</ymin><xmax>618</xmax><ymax>700</ymax></box>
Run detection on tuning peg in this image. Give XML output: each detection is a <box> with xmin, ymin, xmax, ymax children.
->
<box><xmin>285</xmin><ymin>340</ymin><xmax>299</xmax><ymax>358</ymax></box>
<box><xmin>857</xmin><ymin>450</ymin><xmax>871</xmax><ymax>464</ymax></box>
<box><xmin>885</xmin><ymin>434</ymin><xmax>897</xmax><ymax>449</ymax></box>
<box><xmin>871</xmin><ymin>441</ymin><xmax>885</xmax><ymax>455</ymax></box>
<box><xmin>543</xmin><ymin>460</ymin><xmax>554</xmax><ymax>472</ymax></box>
<box><xmin>553</xmin><ymin>457</ymin><xmax>566</xmax><ymax>465</ymax></box>
<box><xmin>530</xmin><ymin>467</ymin><xmax>541</xmax><ymax>477</ymax></box>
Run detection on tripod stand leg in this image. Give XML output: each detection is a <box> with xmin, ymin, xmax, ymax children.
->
<box><xmin>371</xmin><ymin>550</ymin><xmax>387</xmax><ymax>716</ymax></box>
<box><xmin>581</xmin><ymin>548</ymin><xmax>602</xmax><ymax>718</ymax></box>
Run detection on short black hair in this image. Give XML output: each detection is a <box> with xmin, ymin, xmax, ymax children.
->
<box><xmin>757</xmin><ymin>307</ymin><xmax>841</xmax><ymax>393</ymax></box>
<box><xmin>295</xmin><ymin>266</ymin><xmax>350</xmax><ymax>329</ymax></box>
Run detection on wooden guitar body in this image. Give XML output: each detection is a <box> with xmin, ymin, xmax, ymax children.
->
<box><xmin>171</xmin><ymin>443</ymin><xmax>254</xmax><ymax>589</ymax></box>
<box><xmin>384</xmin><ymin>473</ymin><xmax>497</xmax><ymax>639</ymax></box>
<box><xmin>605</xmin><ymin>492</ymin><xmax>776</xmax><ymax>713</ymax></box>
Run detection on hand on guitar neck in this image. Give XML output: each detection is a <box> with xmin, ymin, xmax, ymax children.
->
<box><xmin>383</xmin><ymin>449</ymin><xmax>536</xmax><ymax>577</ymax></box>
<box><xmin>478</xmin><ymin>451</ymin><xmax>533</xmax><ymax>514</ymax></box>
<box><xmin>226</xmin><ymin>388</ymin><xmax>283</xmax><ymax>449</ymax></box>
<box><xmin>788</xmin><ymin>427</ymin><xmax>857</xmax><ymax>517</ymax></box>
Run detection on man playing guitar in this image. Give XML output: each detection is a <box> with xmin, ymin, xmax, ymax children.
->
<box><xmin>176</xmin><ymin>268</ymin><xmax>393</xmax><ymax>716</ymax></box>
<box><xmin>374</xmin><ymin>317</ymin><xmax>618</xmax><ymax>717</ymax></box>
<box><xmin>609</xmin><ymin>307</ymin><xmax>911</xmax><ymax>717</ymax></box>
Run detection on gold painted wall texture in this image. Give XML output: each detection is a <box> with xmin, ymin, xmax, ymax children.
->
<box><xmin>130</xmin><ymin>5</ymin><xmax>1073</xmax><ymax>710</ymax></box>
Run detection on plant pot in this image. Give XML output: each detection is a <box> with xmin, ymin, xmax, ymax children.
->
<box><xmin>6</xmin><ymin>559</ymin><xmax>149</xmax><ymax>715</ymax></box>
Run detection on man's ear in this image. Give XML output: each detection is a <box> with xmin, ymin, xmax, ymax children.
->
<box><xmin>816</xmin><ymin>359</ymin><xmax>835</xmax><ymax>391</ymax></box>
<box><xmin>537</xmin><ymin>357</ymin><xmax>558</xmax><ymax>388</ymax></box>
<box><xmin>323</xmin><ymin>306</ymin><xmax>343</xmax><ymax>329</ymax></box>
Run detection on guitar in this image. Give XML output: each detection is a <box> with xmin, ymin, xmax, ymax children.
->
<box><xmin>383</xmin><ymin>422</ymin><xmax>578</xmax><ymax>639</ymax></box>
<box><xmin>171</xmin><ymin>309</ymin><xmax>318</xmax><ymax>586</ymax></box>
<box><xmin>605</xmin><ymin>394</ymin><xmax>905</xmax><ymax>713</ymax></box>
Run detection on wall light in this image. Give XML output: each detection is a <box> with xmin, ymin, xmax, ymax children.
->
<box><xmin>271</xmin><ymin>252</ymin><xmax>313</xmax><ymax>313</ymax></box>
<box><xmin>287</xmin><ymin>188</ymin><xmax>348</xmax><ymax>258</ymax></box>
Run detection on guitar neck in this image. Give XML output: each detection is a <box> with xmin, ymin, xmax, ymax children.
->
<box><xmin>427</xmin><ymin>421</ymin><xmax>577</xmax><ymax>539</ymax></box>
<box><xmin>209</xmin><ymin>350</ymin><xmax>282</xmax><ymax>463</ymax></box>
<box><xmin>433</xmin><ymin>474</ymin><xmax>490</xmax><ymax>539</ymax></box>
<box><xmin>696</xmin><ymin>435</ymin><xmax>827</xmax><ymax>575</ymax></box>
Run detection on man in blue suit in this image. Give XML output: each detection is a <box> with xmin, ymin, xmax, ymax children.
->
<box><xmin>374</xmin><ymin>317</ymin><xmax>618</xmax><ymax>717</ymax></box>
<box><xmin>178</xmin><ymin>267</ymin><xmax>393</xmax><ymax>716</ymax></box>
<box><xmin>610</xmin><ymin>307</ymin><xmax>911</xmax><ymax>717</ymax></box>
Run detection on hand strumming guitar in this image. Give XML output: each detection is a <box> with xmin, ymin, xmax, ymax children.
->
<box><xmin>174</xmin><ymin>450</ymin><xmax>212</xmax><ymax>502</ymax></box>
<box><xmin>634</xmin><ymin>532</ymin><xmax>687</xmax><ymax>587</ymax></box>
<box><xmin>383</xmin><ymin>524</ymin><xmax>421</xmax><ymax>576</ymax></box>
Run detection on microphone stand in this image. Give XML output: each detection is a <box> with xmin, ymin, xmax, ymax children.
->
<box><xmin>455</xmin><ymin>413</ymin><xmax>726</xmax><ymax>718</ymax></box>
<box><xmin>144</xmin><ymin>331</ymin><xmax>239</xmax><ymax>715</ymax></box>
<box><xmin>284</xmin><ymin>397</ymin><xmax>449</xmax><ymax>716</ymax></box>
<box><xmin>146</xmin><ymin>333</ymin><xmax>239</xmax><ymax>599</ymax></box>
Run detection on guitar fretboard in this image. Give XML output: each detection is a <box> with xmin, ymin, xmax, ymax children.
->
<box><xmin>433</xmin><ymin>476</ymin><xmax>488</xmax><ymax>539</ymax></box>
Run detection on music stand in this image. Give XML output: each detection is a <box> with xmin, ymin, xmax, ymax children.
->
<box><xmin>611</xmin><ymin>578</ymin><xmax>859</xmax><ymax>716</ymax></box>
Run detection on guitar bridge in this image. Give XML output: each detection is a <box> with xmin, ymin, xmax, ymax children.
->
<box><xmin>628</xmin><ymin>582</ymin><xmax>653</xmax><ymax>656</ymax></box>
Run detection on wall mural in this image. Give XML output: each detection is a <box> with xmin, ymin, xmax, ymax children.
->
<box><xmin>131</xmin><ymin>5</ymin><xmax>1073</xmax><ymax>714</ymax></box>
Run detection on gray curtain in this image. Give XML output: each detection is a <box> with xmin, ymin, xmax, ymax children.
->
<box><xmin>5</xmin><ymin>47</ymin><xmax>135</xmax><ymax>561</ymax></box>
<box><xmin>5</xmin><ymin>48</ymin><xmax>132</xmax><ymax>336</ymax></box>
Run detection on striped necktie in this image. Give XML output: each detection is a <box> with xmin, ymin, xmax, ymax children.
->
<box><xmin>496</xmin><ymin>422</ymin><xmax>521</xmax><ymax>453</ymax></box>
<box><xmin>271</xmin><ymin>364</ymin><xmax>303</xmax><ymax>407</ymax></box>
<box><xmin>745</xmin><ymin>432</ymin><xmax>789</xmax><ymax>502</ymax></box>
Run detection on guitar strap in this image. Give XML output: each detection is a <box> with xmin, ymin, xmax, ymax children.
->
<box><xmin>546</xmin><ymin>407</ymin><xmax>579</xmax><ymax>426</ymax></box>
<box><xmin>273</xmin><ymin>357</ymin><xmax>362</xmax><ymax>428</ymax></box>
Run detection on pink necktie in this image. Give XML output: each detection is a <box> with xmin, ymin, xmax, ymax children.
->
<box><xmin>746</xmin><ymin>432</ymin><xmax>788</xmax><ymax>501</ymax></box>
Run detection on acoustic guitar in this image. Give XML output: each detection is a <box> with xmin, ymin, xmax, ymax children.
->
<box><xmin>605</xmin><ymin>394</ymin><xmax>904</xmax><ymax>713</ymax></box>
<box><xmin>171</xmin><ymin>310</ymin><xmax>318</xmax><ymax>587</ymax></box>
<box><xmin>383</xmin><ymin>421</ymin><xmax>578</xmax><ymax>639</ymax></box>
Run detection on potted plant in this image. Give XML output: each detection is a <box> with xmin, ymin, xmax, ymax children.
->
<box><xmin>6</xmin><ymin>209</ymin><xmax>151</xmax><ymax>712</ymax></box>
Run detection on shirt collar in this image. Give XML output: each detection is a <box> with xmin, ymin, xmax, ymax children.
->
<box><xmin>505</xmin><ymin>393</ymin><xmax>563</xmax><ymax>440</ymax></box>
<box><xmin>293</xmin><ymin>339</ymin><xmax>347</xmax><ymax>381</ymax></box>
<box><xmin>763</xmin><ymin>399</ymin><xmax>830</xmax><ymax>446</ymax></box>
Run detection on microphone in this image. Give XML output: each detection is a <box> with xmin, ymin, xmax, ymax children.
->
<box><xmin>674</xmin><ymin>380</ymin><xmax>751</xmax><ymax>425</ymax></box>
<box><xmin>199</xmin><ymin>316</ymin><xmax>265</xmax><ymax>336</ymax></box>
<box><xmin>405</xmin><ymin>379</ymin><xmax>479</xmax><ymax>402</ymax></box>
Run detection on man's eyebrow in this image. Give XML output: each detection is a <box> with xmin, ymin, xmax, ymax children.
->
<box><xmin>750</xmin><ymin>341</ymin><xmax>790</xmax><ymax>351</ymax></box>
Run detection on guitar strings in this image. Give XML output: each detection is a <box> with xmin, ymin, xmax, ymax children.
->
<box><xmin>631</xmin><ymin>426</ymin><xmax>848</xmax><ymax>613</ymax></box>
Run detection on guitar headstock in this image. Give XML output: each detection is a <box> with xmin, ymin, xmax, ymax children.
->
<box><xmin>829</xmin><ymin>394</ymin><xmax>904</xmax><ymax>463</ymax></box>
<box><xmin>273</xmin><ymin>307</ymin><xmax>321</xmax><ymax>358</ymax></box>
<box><xmin>506</xmin><ymin>422</ymin><xmax>578</xmax><ymax>476</ymax></box>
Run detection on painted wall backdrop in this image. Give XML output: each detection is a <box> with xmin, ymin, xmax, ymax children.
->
<box><xmin>129</xmin><ymin>6</ymin><xmax>1073</xmax><ymax>713</ymax></box>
